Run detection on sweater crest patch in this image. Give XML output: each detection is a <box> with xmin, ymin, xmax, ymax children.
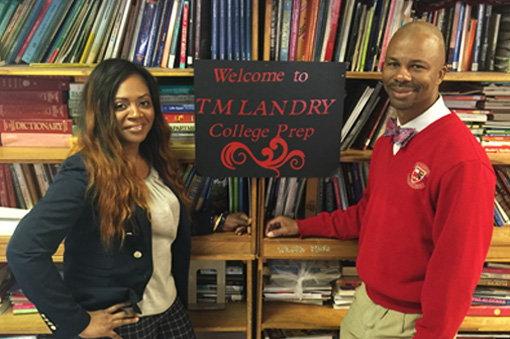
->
<box><xmin>408</xmin><ymin>162</ymin><xmax>430</xmax><ymax>189</ymax></box>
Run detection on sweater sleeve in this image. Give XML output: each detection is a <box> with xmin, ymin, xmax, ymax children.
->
<box><xmin>413</xmin><ymin>161</ymin><xmax>495</xmax><ymax>339</ymax></box>
<box><xmin>6</xmin><ymin>157</ymin><xmax>91</xmax><ymax>339</ymax></box>
<box><xmin>297</xmin><ymin>180</ymin><xmax>370</xmax><ymax>239</ymax></box>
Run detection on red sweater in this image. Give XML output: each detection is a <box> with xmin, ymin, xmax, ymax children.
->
<box><xmin>298</xmin><ymin>114</ymin><xmax>495</xmax><ymax>339</ymax></box>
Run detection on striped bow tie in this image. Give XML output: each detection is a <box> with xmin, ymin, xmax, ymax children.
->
<box><xmin>383</xmin><ymin>118</ymin><xmax>417</xmax><ymax>148</ymax></box>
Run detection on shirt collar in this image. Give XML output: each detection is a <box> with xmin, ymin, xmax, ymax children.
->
<box><xmin>397</xmin><ymin>95</ymin><xmax>450</xmax><ymax>132</ymax></box>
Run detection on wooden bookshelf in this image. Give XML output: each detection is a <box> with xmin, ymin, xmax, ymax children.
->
<box><xmin>0</xmin><ymin>302</ymin><xmax>249</xmax><ymax>335</ymax></box>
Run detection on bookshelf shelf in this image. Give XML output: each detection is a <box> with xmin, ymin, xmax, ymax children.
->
<box><xmin>1</xmin><ymin>65</ymin><xmax>510</xmax><ymax>82</ymax></box>
<box><xmin>0</xmin><ymin>65</ymin><xmax>194</xmax><ymax>77</ymax></box>
<box><xmin>259</xmin><ymin>302</ymin><xmax>510</xmax><ymax>333</ymax></box>
<box><xmin>0</xmin><ymin>302</ymin><xmax>249</xmax><ymax>335</ymax></box>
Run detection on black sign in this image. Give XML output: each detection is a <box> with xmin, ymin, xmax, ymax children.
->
<box><xmin>194</xmin><ymin>60</ymin><xmax>345</xmax><ymax>177</ymax></box>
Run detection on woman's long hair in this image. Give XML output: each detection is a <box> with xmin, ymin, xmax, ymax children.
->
<box><xmin>75</xmin><ymin>59</ymin><xmax>189</xmax><ymax>246</ymax></box>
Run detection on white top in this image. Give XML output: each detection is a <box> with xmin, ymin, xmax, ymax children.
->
<box><xmin>393</xmin><ymin>96</ymin><xmax>450</xmax><ymax>155</ymax></box>
<box><xmin>137</xmin><ymin>167</ymin><xmax>180</xmax><ymax>316</ymax></box>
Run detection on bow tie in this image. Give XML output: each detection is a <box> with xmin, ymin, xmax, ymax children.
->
<box><xmin>383</xmin><ymin>118</ymin><xmax>417</xmax><ymax>148</ymax></box>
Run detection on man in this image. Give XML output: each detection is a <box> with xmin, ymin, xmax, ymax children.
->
<box><xmin>265</xmin><ymin>21</ymin><xmax>495</xmax><ymax>339</ymax></box>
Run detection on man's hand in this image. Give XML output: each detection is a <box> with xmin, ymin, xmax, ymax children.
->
<box><xmin>223</xmin><ymin>212</ymin><xmax>252</xmax><ymax>235</ymax></box>
<box><xmin>80</xmin><ymin>302</ymin><xmax>140</xmax><ymax>339</ymax></box>
<box><xmin>265</xmin><ymin>216</ymin><xmax>300</xmax><ymax>238</ymax></box>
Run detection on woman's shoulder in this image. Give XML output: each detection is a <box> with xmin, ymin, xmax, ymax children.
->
<box><xmin>58</xmin><ymin>152</ymin><xmax>88</xmax><ymax>178</ymax></box>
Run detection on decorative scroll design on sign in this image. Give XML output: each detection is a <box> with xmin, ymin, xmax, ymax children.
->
<box><xmin>221</xmin><ymin>137</ymin><xmax>305</xmax><ymax>177</ymax></box>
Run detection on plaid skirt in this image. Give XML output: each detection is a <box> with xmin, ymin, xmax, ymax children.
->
<box><xmin>72</xmin><ymin>297</ymin><xmax>196</xmax><ymax>339</ymax></box>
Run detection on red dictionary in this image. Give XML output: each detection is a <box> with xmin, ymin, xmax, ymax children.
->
<box><xmin>0</xmin><ymin>91</ymin><xmax>64</xmax><ymax>104</ymax></box>
<box><xmin>0</xmin><ymin>76</ymin><xmax>70</xmax><ymax>91</ymax></box>
<box><xmin>1</xmin><ymin>133</ymin><xmax>72</xmax><ymax>147</ymax></box>
<box><xmin>0</xmin><ymin>104</ymin><xmax>68</xmax><ymax>119</ymax></box>
<box><xmin>0</xmin><ymin>119</ymin><xmax>73</xmax><ymax>134</ymax></box>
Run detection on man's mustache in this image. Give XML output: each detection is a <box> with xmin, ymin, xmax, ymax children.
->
<box><xmin>387</xmin><ymin>82</ymin><xmax>421</xmax><ymax>91</ymax></box>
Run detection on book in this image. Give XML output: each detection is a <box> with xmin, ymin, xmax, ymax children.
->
<box><xmin>0</xmin><ymin>76</ymin><xmax>70</xmax><ymax>90</ymax></box>
<box><xmin>287</xmin><ymin>0</ymin><xmax>301</xmax><ymax>61</ymax></box>
<box><xmin>179</xmin><ymin>0</ymin><xmax>189</xmax><ymax>68</ymax></box>
<box><xmin>1</xmin><ymin>132</ymin><xmax>72</xmax><ymax>147</ymax></box>
<box><xmin>467</xmin><ymin>305</ymin><xmax>510</xmax><ymax>316</ymax></box>
<box><xmin>10</xmin><ymin>163</ymin><xmax>33</xmax><ymax>209</ymax></box>
<box><xmin>278</xmin><ymin>0</ymin><xmax>292</xmax><ymax>61</ymax></box>
<box><xmin>0</xmin><ymin>0</ymin><xmax>35</xmax><ymax>61</ymax></box>
<box><xmin>79</xmin><ymin>0</ymin><xmax>108</xmax><ymax>63</ymax></box>
<box><xmin>0</xmin><ymin>118</ymin><xmax>73</xmax><ymax>134</ymax></box>
<box><xmin>321</xmin><ymin>0</ymin><xmax>342</xmax><ymax>62</ymax></box>
<box><xmin>335</xmin><ymin>0</ymin><xmax>355</xmax><ymax>63</ymax></box>
<box><xmin>168</xmin><ymin>0</ymin><xmax>185</xmax><ymax>68</ymax></box>
<box><xmin>0</xmin><ymin>90</ymin><xmax>63</xmax><ymax>104</ymax></box>
<box><xmin>144</xmin><ymin>0</ymin><xmax>165</xmax><ymax>66</ymax></box>
<box><xmin>133</xmin><ymin>0</ymin><xmax>158</xmax><ymax>65</ymax></box>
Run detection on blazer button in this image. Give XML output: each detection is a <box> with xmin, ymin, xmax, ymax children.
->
<box><xmin>133</xmin><ymin>251</ymin><xmax>143</xmax><ymax>259</ymax></box>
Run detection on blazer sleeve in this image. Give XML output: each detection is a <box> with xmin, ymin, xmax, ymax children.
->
<box><xmin>172</xmin><ymin>203</ymin><xmax>192</xmax><ymax>307</ymax></box>
<box><xmin>6</xmin><ymin>155</ymin><xmax>91</xmax><ymax>339</ymax></box>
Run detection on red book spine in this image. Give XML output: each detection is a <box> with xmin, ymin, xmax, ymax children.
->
<box><xmin>0</xmin><ymin>164</ymin><xmax>8</xmax><ymax>207</ymax></box>
<box><xmin>0</xmin><ymin>104</ymin><xmax>68</xmax><ymax>119</ymax></box>
<box><xmin>467</xmin><ymin>305</ymin><xmax>510</xmax><ymax>316</ymax></box>
<box><xmin>0</xmin><ymin>77</ymin><xmax>70</xmax><ymax>90</ymax></box>
<box><xmin>163</xmin><ymin>112</ymin><xmax>195</xmax><ymax>123</ymax></box>
<box><xmin>288</xmin><ymin>0</ymin><xmax>301</xmax><ymax>61</ymax></box>
<box><xmin>0</xmin><ymin>91</ymin><xmax>63</xmax><ymax>104</ymax></box>
<box><xmin>0</xmin><ymin>119</ymin><xmax>73</xmax><ymax>134</ymax></box>
<box><xmin>3</xmin><ymin>164</ymin><xmax>16</xmax><ymax>208</ymax></box>
<box><xmin>179</xmin><ymin>1</ymin><xmax>189</xmax><ymax>69</ymax></box>
<box><xmin>323</xmin><ymin>0</ymin><xmax>343</xmax><ymax>62</ymax></box>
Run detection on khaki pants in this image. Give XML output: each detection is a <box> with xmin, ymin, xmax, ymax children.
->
<box><xmin>339</xmin><ymin>284</ymin><xmax>422</xmax><ymax>339</ymax></box>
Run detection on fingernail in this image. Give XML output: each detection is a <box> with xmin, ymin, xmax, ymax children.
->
<box><xmin>267</xmin><ymin>232</ymin><xmax>273</xmax><ymax>237</ymax></box>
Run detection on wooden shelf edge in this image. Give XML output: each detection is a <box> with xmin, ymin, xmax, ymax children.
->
<box><xmin>1</xmin><ymin>66</ymin><xmax>509</xmax><ymax>82</ymax></box>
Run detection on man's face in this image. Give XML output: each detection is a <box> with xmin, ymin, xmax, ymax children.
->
<box><xmin>382</xmin><ymin>32</ymin><xmax>447</xmax><ymax>123</ymax></box>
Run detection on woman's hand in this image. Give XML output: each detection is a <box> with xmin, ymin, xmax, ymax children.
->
<box><xmin>79</xmin><ymin>302</ymin><xmax>140</xmax><ymax>339</ymax></box>
<box><xmin>223</xmin><ymin>212</ymin><xmax>252</xmax><ymax>235</ymax></box>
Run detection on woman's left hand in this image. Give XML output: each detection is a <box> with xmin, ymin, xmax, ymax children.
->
<box><xmin>222</xmin><ymin>212</ymin><xmax>252</xmax><ymax>235</ymax></box>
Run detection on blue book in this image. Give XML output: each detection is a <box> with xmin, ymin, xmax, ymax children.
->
<box><xmin>233</xmin><ymin>0</ymin><xmax>240</xmax><ymax>60</ymax></box>
<box><xmin>155</xmin><ymin>0</ymin><xmax>174</xmax><ymax>66</ymax></box>
<box><xmin>239</xmin><ymin>0</ymin><xmax>245</xmax><ymax>61</ymax></box>
<box><xmin>44</xmin><ymin>0</ymin><xmax>84</xmax><ymax>63</ymax></box>
<box><xmin>134</xmin><ymin>0</ymin><xmax>157</xmax><ymax>65</ymax></box>
<box><xmin>452</xmin><ymin>2</ymin><xmax>465</xmax><ymax>72</ymax></box>
<box><xmin>145</xmin><ymin>0</ymin><xmax>166</xmax><ymax>67</ymax></box>
<box><xmin>471</xmin><ymin>4</ymin><xmax>485</xmax><ymax>72</ymax></box>
<box><xmin>245</xmin><ymin>0</ymin><xmax>251</xmax><ymax>60</ymax></box>
<box><xmin>219</xmin><ymin>0</ymin><xmax>226</xmax><ymax>60</ymax></box>
<box><xmin>161</xmin><ymin>103</ymin><xmax>194</xmax><ymax>112</ymax></box>
<box><xmin>0</xmin><ymin>0</ymin><xmax>10</xmax><ymax>25</ymax></box>
<box><xmin>211</xmin><ymin>0</ymin><xmax>219</xmax><ymax>59</ymax></box>
<box><xmin>226</xmin><ymin>0</ymin><xmax>233</xmax><ymax>60</ymax></box>
<box><xmin>0</xmin><ymin>0</ymin><xmax>19</xmax><ymax>41</ymax></box>
<box><xmin>5</xmin><ymin>0</ymin><xmax>45</xmax><ymax>64</ymax></box>
<box><xmin>279</xmin><ymin>0</ymin><xmax>292</xmax><ymax>61</ymax></box>
<box><xmin>21</xmin><ymin>0</ymin><xmax>64</xmax><ymax>64</ymax></box>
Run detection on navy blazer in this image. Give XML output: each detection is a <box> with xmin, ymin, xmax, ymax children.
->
<box><xmin>6</xmin><ymin>153</ymin><xmax>192</xmax><ymax>339</ymax></box>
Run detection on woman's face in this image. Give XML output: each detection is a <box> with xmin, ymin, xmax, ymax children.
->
<box><xmin>114</xmin><ymin>74</ymin><xmax>155</xmax><ymax>150</ymax></box>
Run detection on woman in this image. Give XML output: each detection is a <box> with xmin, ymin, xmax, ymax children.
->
<box><xmin>6</xmin><ymin>59</ymin><xmax>250</xmax><ymax>339</ymax></box>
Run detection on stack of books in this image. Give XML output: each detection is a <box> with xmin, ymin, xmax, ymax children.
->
<box><xmin>8</xmin><ymin>282</ymin><xmax>37</xmax><ymax>315</ymax></box>
<box><xmin>0</xmin><ymin>76</ymin><xmax>73</xmax><ymax>148</ymax></box>
<box><xmin>331</xmin><ymin>262</ymin><xmax>361</xmax><ymax>309</ymax></box>
<box><xmin>161</xmin><ymin>83</ymin><xmax>195</xmax><ymax>145</ymax></box>
<box><xmin>196</xmin><ymin>261</ymin><xmax>245</xmax><ymax>303</ymax></box>
<box><xmin>469</xmin><ymin>262</ymin><xmax>510</xmax><ymax>316</ymax></box>
<box><xmin>263</xmin><ymin>260</ymin><xmax>341</xmax><ymax>306</ymax></box>
<box><xmin>493</xmin><ymin>166</ymin><xmax>510</xmax><ymax>227</ymax></box>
